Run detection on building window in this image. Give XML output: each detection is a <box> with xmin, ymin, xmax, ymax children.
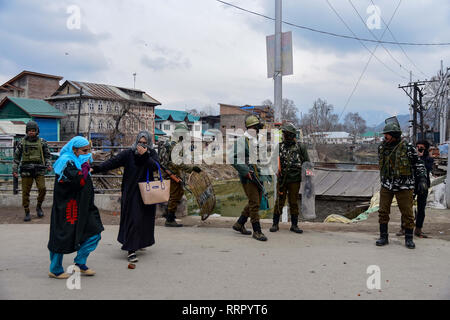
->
<box><xmin>69</xmin><ymin>103</ymin><xmax>75</xmax><ymax>111</ymax></box>
<box><xmin>98</xmin><ymin>102</ymin><xmax>103</xmax><ymax>112</ymax></box>
<box><xmin>98</xmin><ymin>121</ymin><xmax>103</xmax><ymax>131</ymax></box>
<box><xmin>89</xmin><ymin>101</ymin><xmax>94</xmax><ymax>112</ymax></box>
<box><xmin>106</xmin><ymin>103</ymin><xmax>112</xmax><ymax>112</ymax></box>
<box><xmin>164</xmin><ymin>124</ymin><xmax>171</xmax><ymax>131</ymax></box>
<box><xmin>63</xmin><ymin>103</ymin><xmax>68</xmax><ymax>110</ymax></box>
<box><xmin>195</xmin><ymin>125</ymin><xmax>200</xmax><ymax>131</ymax></box>
<box><xmin>115</xmin><ymin>104</ymin><xmax>120</xmax><ymax>112</ymax></box>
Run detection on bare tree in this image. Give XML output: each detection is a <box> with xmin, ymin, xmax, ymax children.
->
<box><xmin>344</xmin><ymin>112</ymin><xmax>367</xmax><ymax>143</ymax></box>
<box><xmin>261</xmin><ymin>98</ymin><xmax>301</xmax><ymax>126</ymax></box>
<box><xmin>300</xmin><ymin>98</ymin><xmax>340</xmax><ymax>134</ymax></box>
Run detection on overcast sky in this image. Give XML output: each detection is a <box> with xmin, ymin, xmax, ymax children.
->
<box><xmin>1</xmin><ymin>0</ymin><xmax>449</xmax><ymax>126</ymax></box>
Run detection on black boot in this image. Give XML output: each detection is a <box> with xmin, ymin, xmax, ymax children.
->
<box><xmin>24</xmin><ymin>209</ymin><xmax>31</xmax><ymax>222</ymax></box>
<box><xmin>165</xmin><ymin>211</ymin><xmax>183</xmax><ymax>227</ymax></box>
<box><xmin>251</xmin><ymin>222</ymin><xmax>267</xmax><ymax>241</ymax></box>
<box><xmin>405</xmin><ymin>229</ymin><xmax>416</xmax><ymax>249</ymax></box>
<box><xmin>36</xmin><ymin>205</ymin><xmax>44</xmax><ymax>218</ymax></box>
<box><xmin>233</xmin><ymin>215</ymin><xmax>252</xmax><ymax>235</ymax></box>
<box><xmin>270</xmin><ymin>214</ymin><xmax>280</xmax><ymax>232</ymax></box>
<box><xmin>376</xmin><ymin>224</ymin><xmax>389</xmax><ymax>246</ymax></box>
<box><xmin>290</xmin><ymin>215</ymin><xmax>303</xmax><ymax>234</ymax></box>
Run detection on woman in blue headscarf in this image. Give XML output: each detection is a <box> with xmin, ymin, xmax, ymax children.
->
<box><xmin>47</xmin><ymin>136</ymin><xmax>104</xmax><ymax>279</ymax></box>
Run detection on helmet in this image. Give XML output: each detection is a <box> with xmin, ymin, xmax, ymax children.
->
<box><xmin>382</xmin><ymin>123</ymin><xmax>401</xmax><ymax>134</ymax></box>
<box><xmin>245</xmin><ymin>115</ymin><xmax>262</xmax><ymax>129</ymax></box>
<box><xmin>174</xmin><ymin>123</ymin><xmax>189</xmax><ymax>133</ymax></box>
<box><xmin>26</xmin><ymin>121</ymin><xmax>39</xmax><ymax>133</ymax></box>
<box><xmin>281</xmin><ymin>122</ymin><xmax>297</xmax><ymax>135</ymax></box>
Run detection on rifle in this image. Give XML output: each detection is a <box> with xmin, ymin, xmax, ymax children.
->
<box><xmin>159</xmin><ymin>163</ymin><xmax>192</xmax><ymax>194</ymax></box>
<box><xmin>249</xmin><ymin>170</ymin><xmax>269</xmax><ymax>210</ymax></box>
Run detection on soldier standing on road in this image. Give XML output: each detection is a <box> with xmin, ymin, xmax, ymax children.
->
<box><xmin>13</xmin><ymin>121</ymin><xmax>52</xmax><ymax>222</ymax></box>
<box><xmin>159</xmin><ymin>123</ymin><xmax>201</xmax><ymax>227</ymax></box>
<box><xmin>376</xmin><ymin>120</ymin><xmax>427</xmax><ymax>249</ymax></box>
<box><xmin>270</xmin><ymin>122</ymin><xmax>310</xmax><ymax>234</ymax></box>
<box><xmin>231</xmin><ymin>115</ymin><xmax>269</xmax><ymax>242</ymax></box>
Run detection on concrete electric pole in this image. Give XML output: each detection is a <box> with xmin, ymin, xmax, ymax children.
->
<box><xmin>274</xmin><ymin>0</ymin><xmax>282</xmax><ymax>123</ymax></box>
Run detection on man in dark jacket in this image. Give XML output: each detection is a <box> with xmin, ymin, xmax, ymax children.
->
<box><xmin>376</xmin><ymin>121</ymin><xmax>427</xmax><ymax>249</ymax></box>
<box><xmin>13</xmin><ymin>121</ymin><xmax>52</xmax><ymax>221</ymax></box>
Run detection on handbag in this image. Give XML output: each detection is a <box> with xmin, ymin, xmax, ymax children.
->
<box><xmin>138</xmin><ymin>162</ymin><xmax>170</xmax><ymax>205</ymax></box>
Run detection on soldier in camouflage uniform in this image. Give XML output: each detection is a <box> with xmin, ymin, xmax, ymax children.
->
<box><xmin>231</xmin><ymin>115</ymin><xmax>270</xmax><ymax>242</ymax></box>
<box><xmin>13</xmin><ymin>121</ymin><xmax>52</xmax><ymax>222</ymax></box>
<box><xmin>376</xmin><ymin>121</ymin><xmax>427</xmax><ymax>249</ymax></box>
<box><xmin>270</xmin><ymin>122</ymin><xmax>310</xmax><ymax>234</ymax></box>
<box><xmin>159</xmin><ymin>123</ymin><xmax>201</xmax><ymax>227</ymax></box>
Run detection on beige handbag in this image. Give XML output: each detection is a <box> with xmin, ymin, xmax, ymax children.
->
<box><xmin>138</xmin><ymin>162</ymin><xmax>170</xmax><ymax>205</ymax></box>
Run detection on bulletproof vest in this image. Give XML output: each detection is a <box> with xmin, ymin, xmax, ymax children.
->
<box><xmin>379</xmin><ymin>140</ymin><xmax>412</xmax><ymax>178</ymax></box>
<box><xmin>280</xmin><ymin>141</ymin><xmax>305</xmax><ymax>170</ymax></box>
<box><xmin>22</xmin><ymin>138</ymin><xmax>44</xmax><ymax>164</ymax></box>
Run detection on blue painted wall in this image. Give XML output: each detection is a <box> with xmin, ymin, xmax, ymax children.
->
<box><xmin>33</xmin><ymin>118</ymin><xmax>59</xmax><ymax>141</ymax></box>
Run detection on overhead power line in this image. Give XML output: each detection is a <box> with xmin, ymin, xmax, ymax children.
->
<box><xmin>369</xmin><ymin>0</ymin><xmax>429</xmax><ymax>79</ymax></box>
<box><xmin>214</xmin><ymin>0</ymin><xmax>450</xmax><ymax>46</ymax></box>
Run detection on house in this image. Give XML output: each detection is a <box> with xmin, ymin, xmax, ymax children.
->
<box><xmin>219</xmin><ymin>103</ymin><xmax>274</xmax><ymax>137</ymax></box>
<box><xmin>0</xmin><ymin>97</ymin><xmax>66</xmax><ymax>141</ymax></box>
<box><xmin>46</xmin><ymin>80</ymin><xmax>161</xmax><ymax>146</ymax></box>
<box><xmin>0</xmin><ymin>70</ymin><xmax>63</xmax><ymax>101</ymax></box>
<box><xmin>360</xmin><ymin>131</ymin><xmax>382</xmax><ymax>143</ymax></box>
<box><xmin>154</xmin><ymin>109</ymin><xmax>202</xmax><ymax>141</ymax></box>
<box><xmin>305</xmin><ymin>132</ymin><xmax>352</xmax><ymax>144</ymax></box>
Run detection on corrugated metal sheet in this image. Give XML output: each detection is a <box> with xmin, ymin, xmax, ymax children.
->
<box><xmin>6</xmin><ymin>97</ymin><xmax>66</xmax><ymax>118</ymax></box>
<box><xmin>300</xmin><ymin>168</ymin><xmax>380</xmax><ymax>198</ymax></box>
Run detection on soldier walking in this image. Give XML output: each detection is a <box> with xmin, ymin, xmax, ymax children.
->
<box><xmin>231</xmin><ymin>115</ymin><xmax>269</xmax><ymax>241</ymax></box>
<box><xmin>270</xmin><ymin>122</ymin><xmax>310</xmax><ymax>234</ymax></box>
<box><xmin>376</xmin><ymin>120</ymin><xmax>427</xmax><ymax>249</ymax></box>
<box><xmin>159</xmin><ymin>123</ymin><xmax>201</xmax><ymax>227</ymax></box>
<box><xmin>12</xmin><ymin>121</ymin><xmax>52</xmax><ymax>222</ymax></box>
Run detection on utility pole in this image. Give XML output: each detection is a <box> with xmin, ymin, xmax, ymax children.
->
<box><xmin>409</xmin><ymin>71</ymin><xmax>413</xmax><ymax>141</ymax></box>
<box><xmin>76</xmin><ymin>87</ymin><xmax>83</xmax><ymax>136</ymax></box>
<box><xmin>274</xmin><ymin>0</ymin><xmax>282</xmax><ymax>123</ymax></box>
<box><xmin>413</xmin><ymin>84</ymin><xmax>418</xmax><ymax>144</ymax></box>
<box><xmin>133</xmin><ymin>73</ymin><xmax>137</xmax><ymax>89</ymax></box>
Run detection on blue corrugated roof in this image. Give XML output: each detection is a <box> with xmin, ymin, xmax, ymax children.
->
<box><xmin>155</xmin><ymin>109</ymin><xmax>200</xmax><ymax>122</ymax></box>
<box><xmin>155</xmin><ymin>128</ymin><xmax>167</xmax><ymax>135</ymax></box>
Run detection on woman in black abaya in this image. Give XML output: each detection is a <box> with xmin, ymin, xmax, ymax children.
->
<box><xmin>92</xmin><ymin>131</ymin><xmax>159</xmax><ymax>262</ymax></box>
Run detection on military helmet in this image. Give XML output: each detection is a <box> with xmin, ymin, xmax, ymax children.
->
<box><xmin>26</xmin><ymin>121</ymin><xmax>39</xmax><ymax>133</ymax></box>
<box><xmin>281</xmin><ymin>122</ymin><xmax>297</xmax><ymax>135</ymax></box>
<box><xmin>382</xmin><ymin>123</ymin><xmax>401</xmax><ymax>134</ymax></box>
<box><xmin>245</xmin><ymin>115</ymin><xmax>262</xmax><ymax>129</ymax></box>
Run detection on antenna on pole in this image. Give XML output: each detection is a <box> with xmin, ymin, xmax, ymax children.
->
<box><xmin>133</xmin><ymin>73</ymin><xmax>137</xmax><ymax>89</ymax></box>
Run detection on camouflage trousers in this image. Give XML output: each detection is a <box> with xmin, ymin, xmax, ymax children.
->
<box><xmin>22</xmin><ymin>175</ymin><xmax>46</xmax><ymax>211</ymax></box>
<box><xmin>378</xmin><ymin>187</ymin><xmax>415</xmax><ymax>230</ymax></box>
<box><xmin>168</xmin><ymin>180</ymin><xmax>184</xmax><ymax>213</ymax></box>
<box><xmin>241</xmin><ymin>181</ymin><xmax>262</xmax><ymax>224</ymax></box>
<box><xmin>274</xmin><ymin>181</ymin><xmax>301</xmax><ymax>217</ymax></box>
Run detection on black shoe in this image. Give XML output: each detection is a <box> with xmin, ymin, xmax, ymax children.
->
<box><xmin>24</xmin><ymin>211</ymin><xmax>31</xmax><ymax>222</ymax></box>
<box><xmin>127</xmin><ymin>252</ymin><xmax>138</xmax><ymax>263</ymax></box>
<box><xmin>405</xmin><ymin>229</ymin><xmax>416</xmax><ymax>249</ymax></box>
<box><xmin>290</xmin><ymin>215</ymin><xmax>303</xmax><ymax>234</ymax></box>
<box><xmin>269</xmin><ymin>224</ymin><xmax>279</xmax><ymax>232</ymax></box>
<box><xmin>233</xmin><ymin>222</ymin><xmax>252</xmax><ymax>235</ymax></box>
<box><xmin>270</xmin><ymin>214</ymin><xmax>280</xmax><ymax>232</ymax></box>
<box><xmin>253</xmin><ymin>231</ymin><xmax>268</xmax><ymax>241</ymax></box>
<box><xmin>376</xmin><ymin>224</ymin><xmax>389</xmax><ymax>246</ymax></box>
<box><xmin>290</xmin><ymin>225</ymin><xmax>303</xmax><ymax>234</ymax></box>
<box><xmin>165</xmin><ymin>220</ymin><xmax>183</xmax><ymax>227</ymax></box>
<box><xmin>36</xmin><ymin>206</ymin><xmax>44</xmax><ymax>218</ymax></box>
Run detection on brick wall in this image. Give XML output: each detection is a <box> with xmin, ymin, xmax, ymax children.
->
<box><xmin>24</xmin><ymin>75</ymin><xmax>61</xmax><ymax>99</ymax></box>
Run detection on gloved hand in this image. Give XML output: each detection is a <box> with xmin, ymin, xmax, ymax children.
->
<box><xmin>192</xmin><ymin>166</ymin><xmax>202</xmax><ymax>173</ymax></box>
<box><xmin>416</xmin><ymin>177</ymin><xmax>428</xmax><ymax>195</ymax></box>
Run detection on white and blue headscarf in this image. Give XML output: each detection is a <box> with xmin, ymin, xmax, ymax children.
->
<box><xmin>53</xmin><ymin>136</ymin><xmax>93</xmax><ymax>181</ymax></box>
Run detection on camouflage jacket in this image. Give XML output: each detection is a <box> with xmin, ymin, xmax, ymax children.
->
<box><xmin>278</xmin><ymin>140</ymin><xmax>310</xmax><ymax>185</ymax></box>
<box><xmin>13</xmin><ymin>136</ymin><xmax>51</xmax><ymax>177</ymax></box>
<box><xmin>158</xmin><ymin>141</ymin><xmax>194</xmax><ymax>177</ymax></box>
<box><xmin>378</xmin><ymin>139</ymin><xmax>427</xmax><ymax>191</ymax></box>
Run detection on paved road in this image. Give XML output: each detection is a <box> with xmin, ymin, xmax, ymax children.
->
<box><xmin>0</xmin><ymin>224</ymin><xmax>449</xmax><ymax>300</ymax></box>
